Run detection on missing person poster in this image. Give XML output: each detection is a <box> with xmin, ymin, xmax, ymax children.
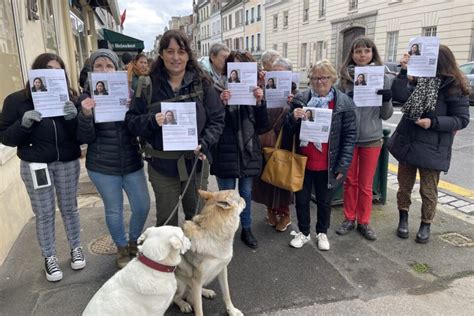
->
<box><xmin>90</xmin><ymin>71</ymin><xmax>129</xmax><ymax>123</ymax></box>
<box><xmin>28</xmin><ymin>69</ymin><xmax>69</xmax><ymax>118</ymax></box>
<box><xmin>227</xmin><ymin>62</ymin><xmax>258</xmax><ymax>105</ymax></box>
<box><xmin>161</xmin><ymin>102</ymin><xmax>198</xmax><ymax>151</ymax></box>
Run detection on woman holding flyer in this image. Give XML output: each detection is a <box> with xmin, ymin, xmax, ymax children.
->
<box><xmin>335</xmin><ymin>37</ymin><xmax>393</xmax><ymax>241</ymax></box>
<box><xmin>0</xmin><ymin>53</ymin><xmax>85</xmax><ymax>282</ymax></box>
<box><xmin>252</xmin><ymin>57</ymin><xmax>295</xmax><ymax>232</ymax></box>
<box><xmin>213</xmin><ymin>50</ymin><xmax>269</xmax><ymax>249</ymax></box>
<box><xmin>76</xmin><ymin>49</ymin><xmax>150</xmax><ymax>269</ymax></box>
<box><xmin>285</xmin><ymin>60</ymin><xmax>356</xmax><ymax>250</ymax></box>
<box><xmin>389</xmin><ymin>45</ymin><xmax>470</xmax><ymax>243</ymax></box>
<box><xmin>126</xmin><ymin>30</ymin><xmax>225</xmax><ymax>228</ymax></box>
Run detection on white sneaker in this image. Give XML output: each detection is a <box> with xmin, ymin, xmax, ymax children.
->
<box><xmin>289</xmin><ymin>231</ymin><xmax>311</xmax><ymax>248</ymax></box>
<box><xmin>70</xmin><ymin>247</ymin><xmax>86</xmax><ymax>270</ymax></box>
<box><xmin>44</xmin><ymin>256</ymin><xmax>63</xmax><ymax>282</ymax></box>
<box><xmin>317</xmin><ymin>233</ymin><xmax>330</xmax><ymax>251</ymax></box>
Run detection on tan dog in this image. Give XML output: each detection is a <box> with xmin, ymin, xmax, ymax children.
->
<box><xmin>83</xmin><ymin>226</ymin><xmax>191</xmax><ymax>316</ymax></box>
<box><xmin>173</xmin><ymin>190</ymin><xmax>245</xmax><ymax>316</ymax></box>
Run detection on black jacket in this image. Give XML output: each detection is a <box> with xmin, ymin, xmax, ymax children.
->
<box><xmin>284</xmin><ymin>88</ymin><xmax>357</xmax><ymax>189</ymax></box>
<box><xmin>76</xmin><ymin>94</ymin><xmax>143</xmax><ymax>175</ymax></box>
<box><xmin>210</xmin><ymin>102</ymin><xmax>269</xmax><ymax>179</ymax></box>
<box><xmin>0</xmin><ymin>90</ymin><xmax>81</xmax><ymax>163</ymax></box>
<box><xmin>388</xmin><ymin>70</ymin><xmax>470</xmax><ymax>172</ymax></box>
<box><xmin>125</xmin><ymin>69</ymin><xmax>225</xmax><ymax>177</ymax></box>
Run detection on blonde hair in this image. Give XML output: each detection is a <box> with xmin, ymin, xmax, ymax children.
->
<box><xmin>309</xmin><ymin>59</ymin><xmax>337</xmax><ymax>83</ymax></box>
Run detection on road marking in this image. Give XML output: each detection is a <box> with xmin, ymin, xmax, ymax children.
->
<box><xmin>383</xmin><ymin>122</ymin><xmax>398</xmax><ymax>127</ymax></box>
<box><xmin>388</xmin><ymin>163</ymin><xmax>474</xmax><ymax>199</ymax></box>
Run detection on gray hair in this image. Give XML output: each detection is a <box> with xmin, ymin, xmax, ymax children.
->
<box><xmin>261</xmin><ymin>49</ymin><xmax>281</xmax><ymax>69</ymax></box>
<box><xmin>272</xmin><ymin>57</ymin><xmax>293</xmax><ymax>71</ymax></box>
<box><xmin>209</xmin><ymin>43</ymin><xmax>230</xmax><ymax>59</ymax></box>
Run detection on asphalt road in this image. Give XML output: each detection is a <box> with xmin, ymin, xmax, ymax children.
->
<box><xmin>383</xmin><ymin>106</ymin><xmax>474</xmax><ymax>192</ymax></box>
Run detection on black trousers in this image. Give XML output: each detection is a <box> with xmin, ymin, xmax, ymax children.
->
<box><xmin>295</xmin><ymin>170</ymin><xmax>334</xmax><ymax>235</ymax></box>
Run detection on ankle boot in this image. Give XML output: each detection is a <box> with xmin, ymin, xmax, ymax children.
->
<box><xmin>276</xmin><ymin>214</ymin><xmax>291</xmax><ymax>232</ymax></box>
<box><xmin>266</xmin><ymin>209</ymin><xmax>278</xmax><ymax>227</ymax></box>
<box><xmin>415</xmin><ymin>222</ymin><xmax>431</xmax><ymax>244</ymax></box>
<box><xmin>241</xmin><ymin>228</ymin><xmax>258</xmax><ymax>249</ymax></box>
<box><xmin>397</xmin><ymin>210</ymin><xmax>409</xmax><ymax>239</ymax></box>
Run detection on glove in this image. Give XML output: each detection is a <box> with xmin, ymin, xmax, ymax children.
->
<box><xmin>377</xmin><ymin>89</ymin><xmax>392</xmax><ymax>102</ymax></box>
<box><xmin>64</xmin><ymin>101</ymin><xmax>78</xmax><ymax>120</ymax></box>
<box><xmin>21</xmin><ymin>110</ymin><xmax>42</xmax><ymax>128</ymax></box>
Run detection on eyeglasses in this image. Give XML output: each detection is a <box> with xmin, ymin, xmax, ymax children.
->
<box><xmin>310</xmin><ymin>76</ymin><xmax>331</xmax><ymax>83</ymax></box>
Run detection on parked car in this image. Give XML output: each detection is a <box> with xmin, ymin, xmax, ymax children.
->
<box><xmin>459</xmin><ymin>61</ymin><xmax>474</xmax><ymax>106</ymax></box>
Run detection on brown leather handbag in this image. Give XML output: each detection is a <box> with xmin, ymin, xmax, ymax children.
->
<box><xmin>261</xmin><ymin>129</ymin><xmax>307</xmax><ymax>192</ymax></box>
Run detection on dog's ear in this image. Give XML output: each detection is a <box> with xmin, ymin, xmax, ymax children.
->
<box><xmin>170</xmin><ymin>235</ymin><xmax>191</xmax><ymax>254</ymax></box>
<box><xmin>137</xmin><ymin>227</ymin><xmax>154</xmax><ymax>245</ymax></box>
<box><xmin>216</xmin><ymin>200</ymin><xmax>233</xmax><ymax>210</ymax></box>
<box><xmin>198</xmin><ymin>190</ymin><xmax>213</xmax><ymax>201</ymax></box>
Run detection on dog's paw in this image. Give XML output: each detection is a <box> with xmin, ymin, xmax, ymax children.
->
<box><xmin>227</xmin><ymin>307</ymin><xmax>243</xmax><ymax>316</ymax></box>
<box><xmin>202</xmin><ymin>288</ymin><xmax>216</xmax><ymax>299</ymax></box>
<box><xmin>177</xmin><ymin>301</ymin><xmax>193</xmax><ymax>313</ymax></box>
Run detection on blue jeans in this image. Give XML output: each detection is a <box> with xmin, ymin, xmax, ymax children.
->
<box><xmin>88</xmin><ymin>168</ymin><xmax>150</xmax><ymax>247</ymax></box>
<box><xmin>216</xmin><ymin>177</ymin><xmax>253</xmax><ymax>229</ymax></box>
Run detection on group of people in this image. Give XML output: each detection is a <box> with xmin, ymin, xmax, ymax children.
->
<box><xmin>0</xmin><ymin>30</ymin><xmax>470</xmax><ymax>283</ymax></box>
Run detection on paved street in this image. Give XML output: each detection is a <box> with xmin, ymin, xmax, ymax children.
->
<box><xmin>0</xmin><ymin>165</ymin><xmax>473</xmax><ymax>315</ymax></box>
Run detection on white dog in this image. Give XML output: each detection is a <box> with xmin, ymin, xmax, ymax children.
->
<box><xmin>173</xmin><ymin>190</ymin><xmax>245</xmax><ymax>316</ymax></box>
<box><xmin>83</xmin><ymin>226</ymin><xmax>191</xmax><ymax>316</ymax></box>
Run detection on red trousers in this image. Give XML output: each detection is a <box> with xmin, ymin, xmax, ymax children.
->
<box><xmin>343</xmin><ymin>146</ymin><xmax>381</xmax><ymax>225</ymax></box>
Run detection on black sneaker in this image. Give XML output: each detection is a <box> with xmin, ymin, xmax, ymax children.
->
<box><xmin>70</xmin><ymin>247</ymin><xmax>86</xmax><ymax>270</ymax></box>
<box><xmin>336</xmin><ymin>220</ymin><xmax>355</xmax><ymax>235</ymax></box>
<box><xmin>45</xmin><ymin>256</ymin><xmax>63</xmax><ymax>282</ymax></box>
<box><xmin>357</xmin><ymin>224</ymin><xmax>377</xmax><ymax>241</ymax></box>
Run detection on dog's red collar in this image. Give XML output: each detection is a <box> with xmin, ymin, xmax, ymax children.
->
<box><xmin>137</xmin><ymin>253</ymin><xmax>176</xmax><ymax>273</ymax></box>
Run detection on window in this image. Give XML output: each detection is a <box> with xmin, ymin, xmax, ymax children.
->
<box><xmin>246</xmin><ymin>36</ymin><xmax>249</xmax><ymax>50</ymax></box>
<box><xmin>386</xmin><ymin>31</ymin><xmax>398</xmax><ymax>62</ymax></box>
<box><xmin>251</xmin><ymin>7</ymin><xmax>255</xmax><ymax>23</ymax></box>
<box><xmin>301</xmin><ymin>43</ymin><xmax>308</xmax><ymax>67</ymax></box>
<box><xmin>257</xmin><ymin>33</ymin><xmax>261</xmax><ymax>51</ymax></box>
<box><xmin>223</xmin><ymin>17</ymin><xmax>227</xmax><ymax>31</ymax></box>
<box><xmin>235</xmin><ymin>11</ymin><xmax>240</xmax><ymax>27</ymax></box>
<box><xmin>257</xmin><ymin>4</ymin><xmax>261</xmax><ymax>21</ymax></box>
<box><xmin>423</xmin><ymin>26</ymin><xmax>437</xmax><ymax>37</ymax></box>
<box><xmin>303</xmin><ymin>0</ymin><xmax>309</xmax><ymax>22</ymax></box>
<box><xmin>273</xmin><ymin>14</ymin><xmax>278</xmax><ymax>30</ymax></box>
<box><xmin>283</xmin><ymin>11</ymin><xmax>289</xmax><ymax>28</ymax></box>
<box><xmin>273</xmin><ymin>44</ymin><xmax>278</xmax><ymax>51</ymax></box>
<box><xmin>319</xmin><ymin>0</ymin><xmax>326</xmax><ymax>18</ymax></box>
<box><xmin>283</xmin><ymin>43</ymin><xmax>288</xmax><ymax>58</ymax></box>
<box><xmin>316</xmin><ymin>41</ymin><xmax>324</xmax><ymax>61</ymax></box>
<box><xmin>41</xmin><ymin>0</ymin><xmax>58</xmax><ymax>53</ymax></box>
<box><xmin>349</xmin><ymin>0</ymin><xmax>358</xmax><ymax>10</ymax></box>
<box><xmin>251</xmin><ymin>35</ymin><xmax>255</xmax><ymax>51</ymax></box>
<box><xmin>229</xmin><ymin>14</ymin><xmax>232</xmax><ymax>29</ymax></box>
<box><xmin>246</xmin><ymin>10</ymin><xmax>249</xmax><ymax>25</ymax></box>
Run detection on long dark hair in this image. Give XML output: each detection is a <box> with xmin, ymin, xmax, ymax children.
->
<box><xmin>151</xmin><ymin>30</ymin><xmax>211</xmax><ymax>85</ymax></box>
<box><xmin>437</xmin><ymin>44</ymin><xmax>470</xmax><ymax>96</ymax></box>
<box><xmin>25</xmin><ymin>53</ymin><xmax>77</xmax><ymax>101</ymax></box>
<box><xmin>339</xmin><ymin>37</ymin><xmax>383</xmax><ymax>82</ymax></box>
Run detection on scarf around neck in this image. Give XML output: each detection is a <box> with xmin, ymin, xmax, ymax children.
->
<box><xmin>401</xmin><ymin>77</ymin><xmax>441</xmax><ymax>120</ymax></box>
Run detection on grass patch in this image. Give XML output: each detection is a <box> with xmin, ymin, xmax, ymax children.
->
<box><xmin>411</xmin><ymin>262</ymin><xmax>429</xmax><ymax>273</ymax></box>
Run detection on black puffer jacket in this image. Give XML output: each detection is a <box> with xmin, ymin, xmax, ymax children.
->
<box><xmin>210</xmin><ymin>103</ymin><xmax>269</xmax><ymax>178</ymax></box>
<box><xmin>126</xmin><ymin>69</ymin><xmax>225</xmax><ymax>177</ymax></box>
<box><xmin>0</xmin><ymin>90</ymin><xmax>81</xmax><ymax>163</ymax></box>
<box><xmin>76</xmin><ymin>94</ymin><xmax>143</xmax><ymax>176</ymax></box>
<box><xmin>388</xmin><ymin>70</ymin><xmax>470</xmax><ymax>172</ymax></box>
<box><xmin>284</xmin><ymin>88</ymin><xmax>357</xmax><ymax>189</ymax></box>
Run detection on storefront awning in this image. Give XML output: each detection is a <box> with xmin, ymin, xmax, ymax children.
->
<box><xmin>102</xmin><ymin>29</ymin><xmax>144</xmax><ymax>52</ymax></box>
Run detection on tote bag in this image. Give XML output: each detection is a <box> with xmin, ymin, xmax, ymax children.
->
<box><xmin>261</xmin><ymin>129</ymin><xmax>307</xmax><ymax>192</ymax></box>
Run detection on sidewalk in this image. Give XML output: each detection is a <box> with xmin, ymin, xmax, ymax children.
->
<box><xmin>0</xmin><ymin>168</ymin><xmax>473</xmax><ymax>315</ymax></box>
